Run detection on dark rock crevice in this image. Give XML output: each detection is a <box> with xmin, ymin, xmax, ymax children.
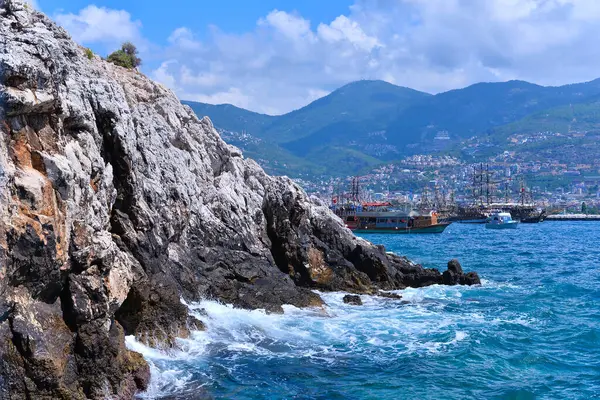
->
<box><xmin>5</xmin><ymin>222</ymin><xmax>64</xmax><ymax>304</ymax></box>
<box><xmin>96</xmin><ymin>109</ymin><xmax>137</xmax><ymax>229</ymax></box>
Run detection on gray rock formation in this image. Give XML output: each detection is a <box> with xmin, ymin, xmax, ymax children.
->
<box><xmin>0</xmin><ymin>1</ymin><xmax>480</xmax><ymax>398</ymax></box>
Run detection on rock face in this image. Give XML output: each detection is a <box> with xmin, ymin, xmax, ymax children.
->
<box><xmin>0</xmin><ymin>1</ymin><xmax>480</xmax><ymax>398</ymax></box>
<box><xmin>342</xmin><ymin>294</ymin><xmax>362</xmax><ymax>305</ymax></box>
<box><xmin>442</xmin><ymin>259</ymin><xmax>481</xmax><ymax>286</ymax></box>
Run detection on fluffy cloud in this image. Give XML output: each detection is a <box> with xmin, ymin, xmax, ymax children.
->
<box><xmin>55</xmin><ymin>6</ymin><xmax>143</xmax><ymax>50</ymax></box>
<box><xmin>54</xmin><ymin>1</ymin><xmax>600</xmax><ymax>115</ymax></box>
<box><xmin>317</xmin><ymin>15</ymin><xmax>381</xmax><ymax>51</ymax></box>
<box><xmin>152</xmin><ymin>8</ymin><xmax>387</xmax><ymax>114</ymax></box>
<box><xmin>259</xmin><ymin>10</ymin><xmax>314</xmax><ymax>42</ymax></box>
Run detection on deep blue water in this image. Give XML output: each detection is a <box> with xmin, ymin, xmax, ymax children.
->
<box><xmin>130</xmin><ymin>222</ymin><xmax>600</xmax><ymax>399</ymax></box>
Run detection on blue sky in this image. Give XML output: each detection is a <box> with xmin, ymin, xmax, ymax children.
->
<box><xmin>39</xmin><ymin>0</ymin><xmax>354</xmax><ymax>48</ymax></box>
<box><xmin>32</xmin><ymin>0</ymin><xmax>600</xmax><ymax>115</ymax></box>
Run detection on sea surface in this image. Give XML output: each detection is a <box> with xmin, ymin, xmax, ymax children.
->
<box><xmin>128</xmin><ymin>222</ymin><xmax>600</xmax><ymax>399</ymax></box>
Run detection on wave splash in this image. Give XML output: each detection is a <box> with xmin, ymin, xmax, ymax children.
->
<box><xmin>128</xmin><ymin>282</ymin><xmax>501</xmax><ymax>399</ymax></box>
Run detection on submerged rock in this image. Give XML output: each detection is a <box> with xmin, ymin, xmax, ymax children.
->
<box><xmin>0</xmin><ymin>1</ymin><xmax>480</xmax><ymax>398</ymax></box>
<box><xmin>343</xmin><ymin>294</ymin><xmax>363</xmax><ymax>305</ymax></box>
<box><xmin>377</xmin><ymin>291</ymin><xmax>403</xmax><ymax>300</ymax></box>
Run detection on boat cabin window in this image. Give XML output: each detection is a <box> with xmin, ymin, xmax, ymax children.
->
<box><xmin>368</xmin><ymin>217</ymin><xmax>376</xmax><ymax>223</ymax></box>
<box><xmin>346</xmin><ymin>216</ymin><xmax>355</xmax><ymax>222</ymax></box>
<box><xmin>377</xmin><ymin>218</ymin><xmax>386</xmax><ymax>223</ymax></box>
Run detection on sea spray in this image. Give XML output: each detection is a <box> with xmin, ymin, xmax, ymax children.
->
<box><xmin>129</xmin><ymin>285</ymin><xmax>487</xmax><ymax>399</ymax></box>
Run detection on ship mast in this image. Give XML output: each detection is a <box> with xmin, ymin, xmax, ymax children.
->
<box><xmin>351</xmin><ymin>176</ymin><xmax>360</xmax><ymax>204</ymax></box>
<box><xmin>479</xmin><ymin>163</ymin><xmax>484</xmax><ymax>205</ymax></box>
<box><xmin>486</xmin><ymin>163</ymin><xmax>491</xmax><ymax>206</ymax></box>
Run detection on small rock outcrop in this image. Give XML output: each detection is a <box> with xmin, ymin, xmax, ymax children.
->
<box><xmin>0</xmin><ymin>1</ymin><xmax>480</xmax><ymax>398</ymax></box>
<box><xmin>442</xmin><ymin>259</ymin><xmax>481</xmax><ymax>285</ymax></box>
<box><xmin>377</xmin><ymin>291</ymin><xmax>403</xmax><ymax>300</ymax></box>
<box><xmin>343</xmin><ymin>294</ymin><xmax>363</xmax><ymax>305</ymax></box>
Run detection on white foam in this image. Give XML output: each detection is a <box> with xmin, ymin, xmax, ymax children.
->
<box><xmin>129</xmin><ymin>284</ymin><xmax>500</xmax><ymax>397</ymax></box>
<box><xmin>139</xmin><ymin>362</ymin><xmax>193</xmax><ymax>399</ymax></box>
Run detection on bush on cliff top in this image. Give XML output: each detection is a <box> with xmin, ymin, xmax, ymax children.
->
<box><xmin>107</xmin><ymin>42</ymin><xmax>141</xmax><ymax>69</ymax></box>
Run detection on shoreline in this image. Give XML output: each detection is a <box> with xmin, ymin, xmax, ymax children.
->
<box><xmin>545</xmin><ymin>215</ymin><xmax>600</xmax><ymax>221</ymax></box>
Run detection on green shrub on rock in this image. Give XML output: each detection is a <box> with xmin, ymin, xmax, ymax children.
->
<box><xmin>107</xmin><ymin>42</ymin><xmax>141</xmax><ymax>69</ymax></box>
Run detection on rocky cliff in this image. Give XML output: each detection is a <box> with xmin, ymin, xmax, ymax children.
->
<box><xmin>0</xmin><ymin>1</ymin><xmax>479</xmax><ymax>398</ymax></box>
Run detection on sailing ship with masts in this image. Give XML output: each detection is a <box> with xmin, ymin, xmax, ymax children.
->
<box><xmin>331</xmin><ymin>177</ymin><xmax>450</xmax><ymax>234</ymax></box>
<box><xmin>448</xmin><ymin>163</ymin><xmax>545</xmax><ymax>223</ymax></box>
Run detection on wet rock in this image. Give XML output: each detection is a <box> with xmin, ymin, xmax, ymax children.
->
<box><xmin>377</xmin><ymin>291</ymin><xmax>403</xmax><ymax>300</ymax></box>
<box><xmin>447</xmin><ymin>259</ymin><xmax>464</xmax><ymax>275</ymax></box>
<box><xmin>443</xmin><ymin>259</ymin><xmax>480</xmax><ymax>286</ymax></box>
<box><xmin>343</xmin><ymin>295</ymin><xmax>363</xmax><ymax>305</ymax></box>
<box><xmin>187</xmin><ymin>315</ymin><xmax>206</xmax><ymax>332</ymax></box>
<box><xmin>460</xmin><ymin>271</ymin><xmax>481</xmax><ymax>285</ymax></box>
<box><xmin>115</xmin><ymin>277</ymin><xmax>191</xmax><ymax>348</ymax></box>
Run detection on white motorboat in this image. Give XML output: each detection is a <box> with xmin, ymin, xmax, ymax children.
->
<box><xmin>485</xmin><ymin>212</ymin><xmax>518</xmax><ymax>229</ymax></box>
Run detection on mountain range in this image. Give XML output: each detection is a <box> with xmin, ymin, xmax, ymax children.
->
<box><xmin>183</xmin><ymin>78</ymin><xmax>600</xmax><ymax>177</ymax></box>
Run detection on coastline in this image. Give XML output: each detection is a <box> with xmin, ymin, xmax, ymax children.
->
<box><xmin>545</xmin><ymin>214</ymin><xmax>600</xmax><ymax>221</ymax></box>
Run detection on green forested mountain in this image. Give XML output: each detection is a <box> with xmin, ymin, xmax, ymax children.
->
<box><xmin>489</xmin><ymin>97</ymin><xmax>600</xmax><ymax>138</ymax></box>
<box><xmin>183</xmin><ymin>78</ymin><xmax>600</xmax><ymax>177</ymax></box>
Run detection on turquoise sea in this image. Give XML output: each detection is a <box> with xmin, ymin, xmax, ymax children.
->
<box><xmin>129</xmin><ymin>222</ymin><xmax>600</xmax><ymax>399</ymax></box>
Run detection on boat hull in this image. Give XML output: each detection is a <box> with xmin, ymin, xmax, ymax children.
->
<box><xmin>456</xmin><ymin>218</ymin><xmax>488</xmax><ymax>224</ymax></box>
<box><xmin>353</xmin><ymin>223</ymin><xmax>450</xmax><ymax>234</ymax></box>
<box><xmin>520</xmin><ymin>215</ymin><xmax>545</xmax><ymax>223</ymax></box>
<box><xmin>485</xmin><ymin>222</ymin><xmax>519</xmax><ymax>229</ymax></box>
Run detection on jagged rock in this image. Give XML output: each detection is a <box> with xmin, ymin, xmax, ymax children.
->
<box><xmin>447</xmin><ymin>259</ymin><xmax>464</xmax><ymax>274</ymax></box>
<box><xmin>377</xmin><ymin>291</ymin><xmax>403</xmax><ymax>300</ymax></box>
<box><xmin>0</xmin><ymin>1</ymin><xmax>480</xmax><ymax>398</ymax></box>
<box><xmin>114</xmin><ymin>276</ymin><xmax>192</xmax><ymax>348</ymax></box>
<box><xmin>187</xmin><ymin>315</ymin><xmax>206</xmax><ymax>332</ymax></box>
<box><xmin>343</xmin><ymin>294</ymin><xmax>363</xmax><ymax>305</ymax></box>
<box><xmin>442</xmin><ymin>259</ymin><xmax>479</xmax><ymax>285</ymax></box>
<box><xmin>460</xmin><ymin>271</ymin><xmax>481</xmax><ymax>286</ymax></box>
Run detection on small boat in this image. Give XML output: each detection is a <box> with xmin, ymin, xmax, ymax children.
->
<box><xmin>485</xmin><ymin>212</ymin><xmax>518</xmax><ymax>229</ymax></box>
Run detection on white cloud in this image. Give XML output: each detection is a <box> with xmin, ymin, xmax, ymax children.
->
<box><xmin>317</xmin><ymin>15</ymin><xmax>380</xmax><ymax>51</ymax></box>
<box><xmin>55</xmin><ymin>5</ymin><xmax>143</xmax><ymax>49</ymax></box>
<box><xmin>55</xmin><ymin>1</ymin><xmax>600</xmax><ymax>115</ymax></box>
<box><xmin>183</xmin><ymin>87</ymin><xmax>252</xmax><ymax>110</ymax></box>
<box><xmin>168</xmin><ymin>27</ymin><xmax>203</xmax><ymax>51</ymax></box>
<box><xmin>259</xmin><ymin>10</ymin><xmax>315</xmax><ymax>41</ymax></box>
<box><xmin>152</xmin><ymin>60</ymin><xmax>179</xmax><ymax>90</ymax></box>
<box><xmin>180</xmin><ymin>66</ymin><xmax>220</xmax><ymax>87</ymax></box>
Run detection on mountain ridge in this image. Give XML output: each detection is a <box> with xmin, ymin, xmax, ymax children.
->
<box><xmin>184</xmin><ymin>77</ymin><xmax>600</xmax><ymax>177</ymax></box>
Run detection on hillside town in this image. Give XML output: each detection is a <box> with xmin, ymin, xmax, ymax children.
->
<box><xmin>297</xmin><ymin>129</ymin><xmax>600</xmax><ymax>214</ymax></box>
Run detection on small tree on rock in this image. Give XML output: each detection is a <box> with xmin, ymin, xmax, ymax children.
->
<box><xmin>107</xmin><ymin>42</ymin><xmax>141</xmax><ymax>69</ymax></box>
